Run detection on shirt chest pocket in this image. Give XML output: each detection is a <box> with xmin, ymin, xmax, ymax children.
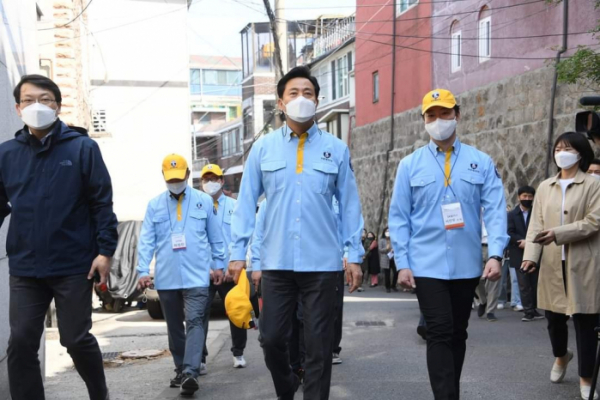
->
<box><xmin>261</xmin><ymin>161</ymin><xmax>287</xmax><ymax>194</ymax></box>
<box><xmin>189</xmin><ymin>210</ymin><xmax>208</xmax><ymax>231</ymax></box>
<box><xmin>309</xmin><ymin>163</ymin><xmax>338</xmax><ymax>194</ymax></box>
<box><xmin>458</xmin><ymin>172</ymin><xmax>484</xmax><ymax>203</ymax></box>
<box><xmin>223</xmin><ymin>211</ymin><xmax>232</xmax><ymax>225</ymax></box>
<box><xmin>410</xmin><ymin>174</ymin><xmax>437</xmax><ymax>206</ymax></box>
<box><xmin>152</xmin><ymin>215</ymin><xmax>170</xmax><ymax>234</ymax></box>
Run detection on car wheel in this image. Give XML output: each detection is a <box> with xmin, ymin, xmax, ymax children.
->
<box><xmin>147</xmin><ymin>300</ymin><xmax>164</xmax><ymax>320</ymax></box>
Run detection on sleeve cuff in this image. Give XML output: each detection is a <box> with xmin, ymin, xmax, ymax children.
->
<box><xmin>213</xmin><ymin>259</ymin><xmax>225</xmax><ymax>270</ymax></box>
<box><xmin>230</xmin><ymin>247</ymin><xmax>248</xmax><ymax>262</ymax></box>
<box><xmin>137</xmin><ymin>270</ymin><xmax>150</xmax><ymax>278</ymax></box>
<box><xmin>395</xmin><ymin>255</ymin><xmax>410</xmax><ymax>270</ymax></box>
<box><xmin>553</xmin><ymin>225</ymin><xmax>568</xmax><ymax>246</ymax></box>
<box><xmin>99</xmin><ymin>248</ymin><xmax>115</xmax><ymax>257</ymax></box>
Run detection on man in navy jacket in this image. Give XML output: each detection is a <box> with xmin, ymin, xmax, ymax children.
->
<box><xmin>0</xmin><ymin>75</ymin><xmax>118</xmax><ymax>400</ymax></box>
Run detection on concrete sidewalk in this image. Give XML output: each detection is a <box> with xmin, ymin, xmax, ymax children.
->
<box><xmin>45</xmin><ymin>308</ymin><xmax>232</xmax><ymax>400</ymax></box>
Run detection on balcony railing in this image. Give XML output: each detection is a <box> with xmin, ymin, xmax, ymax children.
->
<box><xmin>313</xmin><ymin>15</ymin><xmax>355</xmax><ymax>59</ymax></box>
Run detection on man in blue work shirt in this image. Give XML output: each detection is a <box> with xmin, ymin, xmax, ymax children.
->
<box><xmin>199</xmin><ymin>163</ymin><xmax>248</xmax><ymax>371</ymax></box>
<box><xmin>228</xmin><ymin>66</ymin><xmax>364</xmax><ymax>400</ymax></box>
<box><xmin>137</xmin><ymin>154</ymin><xmax>225</xmax><ymax>396</ymax></box>
<box><xmin>389</xmin><ymin>89</ymin><xmax>509</xmax><ymax>400</ymax></box>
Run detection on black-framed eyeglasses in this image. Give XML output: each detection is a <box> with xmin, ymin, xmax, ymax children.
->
<box><xmin>20</xmin><ymin>99</ymin><xmax>57</xmax><ymax>106</ymax></box>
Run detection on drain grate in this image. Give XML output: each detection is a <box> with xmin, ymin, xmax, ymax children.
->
<box><xmin>355</xmin><ymin>321</ymin><xmax>387</xmax><ymax>327</ymax></box>
<box><xmin>101</xmin><ymin>352</ymin><xmax>120</xmax><ymax>360</ymax></box>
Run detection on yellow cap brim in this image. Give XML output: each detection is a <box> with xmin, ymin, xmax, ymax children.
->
<box><xmin>163</xmin><ymin>169</ymin><xmax>187</xmax><ymax>181</ymax></box>
<box><xmin>422</xmin><ymin>101</ymin><xmax>456</xmax><ymax>115</ymax></box>
<box><xmin>201</xmin><ymin>170</ymin><xmax>223</xmax><ymax>178</ymax></box>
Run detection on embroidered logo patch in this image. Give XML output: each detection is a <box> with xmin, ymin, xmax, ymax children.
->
<box><xmin>59</xmin><ymin>160</ymin><xmax>73</xmax><ymax>167</ymax></box>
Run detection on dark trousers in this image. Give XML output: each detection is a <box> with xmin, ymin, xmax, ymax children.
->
<box><xmin>415</xmin><ymin>277</ymin><xmax>480</xmax><ymax>400</ymax></box>
<box><xmin>159</xmin><ymin>287</ymin><xmax>209</xmax><ymax>378</ymax></box>
<box><xmin>8</xmin><ymin>274</ymin><xmax>107</xmax><ymax>400</ymax></box>
<box><xmin>384</xmin><ymin>266</ymin><xmax>399</xmax><ymax>290</ymax></box>
<box><xmin>546</xmin><ymin>311</ymin><xmax>599</xmax><ymax>378</ymax></box>
<box><xmin>333</xmin><ymin>272</ymin><xmax>344</xmax><ymax>355</ymax></box>
<box><xmin>202</xmin><ymin>281</ymin><xmax>248</xmax><ymax>362</ymax></box>
<box><xmin>516</xmin><ymin>266</ymin><xmax>539</xmax><ymax>314</ymax></box>
<box><xmin>290</xmin><ymin>298</ymin><xmax>305</xmax><ymax>370</ymax></box>
<box><xmin>260</xmin><ymin>271</ymin><xmax>338</xmax><ymax>400</ymax></box>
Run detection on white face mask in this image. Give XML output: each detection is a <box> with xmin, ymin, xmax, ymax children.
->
<box><xmin>166</xmin><ymin>181</ymin><xmax>187</xmax><ymax>195</ymax></box>
<box><xmin>284</xmin><ymin>96</ymin><xmax>316</xmax><ymax>123</ymax></box>
<box><xmin>425</xmin><ymin>118</ymin><xmax>457</xmax><ymax>141</ymax></box>
<box><xmin>591</xmin><ymin>174</ymin><xmax>600</xmax><ymax>180</ymax></box>
<box><xmin>555</xmin><ymin>151</ymin><xmax>580</xmax><ymax>170</ymax></box>
<box><xmin>385</xmin><ymin>232</ymin><xmax>390</xmax><ymax>238</ymax></box>
<box><xmin>202</xmin><ymin>181</ymin><xmax>222</xmax><ymax>196</ymax></box>
<box><xmin>20</xmin><ymin>102</ymin><xmax>58</xmax><ymax>130</ymax></box>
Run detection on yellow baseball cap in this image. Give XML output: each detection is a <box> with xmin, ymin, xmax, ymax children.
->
<box><xmin>162</xmin><ymin>154</ymin><xmax>188</xmax><ymax>181</ymax></box>
<box><xmin>422</xmin><ymin>89</ymin><xmax>457</xmax><ymax>115</ymax></box>
<box><xmin>225</xmin><ymin>269</ymin><xmax>255</xmax><ymax>329</ymax></box>
<box><xmin>200</xmin><ymin>164</ymin><xmax>224</xmax><ymax>178</ymax></box>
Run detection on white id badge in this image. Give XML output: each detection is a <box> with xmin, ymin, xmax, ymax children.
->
<box><xmin>441</xmin><ymin>202</ymin><xmax>465</xmax><ymax>230</ymax></box>
<box><xmin>171</xmin><ymin>233</ymin><xmax>187</xmax><ymax>250</ymax></box>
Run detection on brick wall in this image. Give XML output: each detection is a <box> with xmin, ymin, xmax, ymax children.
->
<box><xmin>351</xmin><ymin>67</ymin><xmax>591</xmax><ymax>234</ymax></box>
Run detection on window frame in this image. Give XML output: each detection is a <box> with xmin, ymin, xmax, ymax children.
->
<box><xmin>396</xmin><ymin>0</ymin><xmax>419</xmax><ymax>17</ymax></box>
<box><xmin>451</xmin><ymin>30</ymin><xmax>462</xmax><ymax>73</ymax></box>
<box><xmin>478</xmin><ymin>16</ymin><xmax>492</xmax><ymax>63</ymax></box>
<box><xmin>372</xmin><ymin>71</ymin><xmax>379</xmax><ymax>104</ymax></box>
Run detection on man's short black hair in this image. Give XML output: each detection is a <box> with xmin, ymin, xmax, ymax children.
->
<box><xmin>421</xmin><ymin>104</ymin><xmax>461</xmax><ymax>119</ymax></box>
<box><xmin>591</xmin><ymin>159</ymin><xmax>600</xmax><ymax>166</ymax></box>
<box><xmin>277</xmin><ymin>66</ymin><xmax>320</xmax><ymax>99</ymax></box>
<box><xmin>13</xmin><ymin>75</ymin><xmax>62</xmax><ymax>105</ymax></box>
<box><xmin>517</xmin><ymin>186</ymin><xmax>535</xmax><ymax>197</ymax></box>
<box><xmin>553</xmin><ymin>131</ymin><xmax>595</xmax><ymax>173</ymax></box>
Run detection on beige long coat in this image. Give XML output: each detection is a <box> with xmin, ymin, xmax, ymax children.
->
<box><xmin>523</xmin><ymin>170</ymin><xmax>600</xmax><ymax>315</ymax></box>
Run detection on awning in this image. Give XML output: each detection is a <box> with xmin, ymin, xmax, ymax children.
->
<box><xmin>224</xmin><ymin>165</ymin><xmax>243</xmax><ymax>175</ymax></box>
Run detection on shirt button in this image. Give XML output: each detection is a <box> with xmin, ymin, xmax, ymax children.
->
<box><xmin>421</xmin><ymin>181</ymin><xmax>424</xmax><ymax>185</ymax></box>
<box><xmin>564</xmin><ymin>210</ymin><xmax>568</xmax><ymax>215</ymax></box>
<box><xmin>296</xmin><ymin>218</ymin><xmax>300</xmax><ymax>222</ymax></box>
<box><xmin>298</xmin><ymin>165</ymin><xmax>302</xmax><ymax>169</ymax></box>
<box><xmin>297</xmin><ymin>181</ymin><xmax>301</xmax><ymax>185</ymax></box>
<box><xmin>296</xmin><ymin>200</ymin><xmax>300</xmax><ymax>204</ymax></box>
<box><xmin>447</xmin><ymin>246</ymin><xmax>451</xmax><ymax>250</ymax></box>
<box><xmin>295</xmin><ymin>235</ymin><xmax>300</xmax><ymax>240</ymax></box>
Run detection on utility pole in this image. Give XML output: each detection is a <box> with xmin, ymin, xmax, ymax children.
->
<box><xmin>275</xmin><ymin>0</ymin><xmax>288</xmax><ymax>80</ymax></box>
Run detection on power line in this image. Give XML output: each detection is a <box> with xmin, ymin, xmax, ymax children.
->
<box><xmin>38</xmin><ymin>0</ymin><xmax>94</xmax><ymax>31</ymax></box>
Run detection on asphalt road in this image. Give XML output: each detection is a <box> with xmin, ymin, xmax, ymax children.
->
<box><xmin>176</xmin><ymin>287</ymin><xmax>587</xmax><ymax>400</ymax></box>
<box><xmin>45</xmin><ymin>286</ymin><xmax>589</xmax><ymax>400</ymax></box>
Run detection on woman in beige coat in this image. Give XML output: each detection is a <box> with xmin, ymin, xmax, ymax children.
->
<box><xmin>522</xmin><ymin>132</ymin><xmax>600</xmax><ymax>400</ymax></box>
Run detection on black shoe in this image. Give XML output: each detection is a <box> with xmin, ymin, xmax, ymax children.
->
<box><xmin>277</xmin><ymin>374</ymin><xmax>301</xmax><ymax>400</ymax></box>
<box><xmin>486</xmin><ymin>313</ymin><xmax>497</xmax><ymax>322</ymax></box>
<box><xmin>170</xmin><ymin>369</ymin><xmax>183</xmax><ymax>388</ymax></box>
<box><xmin>386</xmin><ymin>288</ymin><xmax>391</xmax><ymax>293</ymax></box>
<box><xmin>522</xmin><ymin>313</ymin><xmax>535</xmax><ymax>322</ymax></box>
<box><xmin>180</xmin><ymin>375</ymin><xmax>199</xmax><ymax>396</ymax></box>
<box><xmin>392</xmin><ymin>287</ymin><xmax>399</xmax><ymax>292</ymax></box>
<box><xmin>532</xmin><ymin>310</ymin><xmax>545</xmax><ymax>320</ymax></box>
<box><xmin>477</xmin><ymin>303</ymin><xmax>487</xmax><ymax>318</ymax></box>
<box><xmin>417</xmin><ymin>325</ymin><xmax>427</xmax><ymax>340</ymax></box>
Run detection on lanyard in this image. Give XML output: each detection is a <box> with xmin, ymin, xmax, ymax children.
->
<box><xmin>166</xmin><ymin>193</ymin><xmax>192</xmax><ymax>233</ymax></box>
<box><xmin>427</xmin><ymin>145</ymin><xmax>461</xmax><ymax>198</ymax></box>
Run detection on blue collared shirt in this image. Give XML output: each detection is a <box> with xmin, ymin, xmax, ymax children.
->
<box><xmin>211</xmin><ymin>193</ymin><xmax>236</xmax><ymax>268</ymax></box>
<box><xmin>231</xmin><ymin>123</ymin><xmax>364</xmax><ymax>271</ymax></box>
<box><xmin>251</xmin><ymin>197</ymin><xmax>364</xmax><ymax>270</ymax></box>
<box><xmin>389</xmin><ymin>138</ymin><xmax>509</xmax><ymax>280</ymax></box>
<box><xmin>137</xmin><ymin>186</ymin><xmax>225</xmax><ymax>290</ymax></box>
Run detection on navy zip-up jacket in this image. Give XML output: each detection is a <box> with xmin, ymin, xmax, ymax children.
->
<box><xmin>0</xmin><ymin>120</ymin><xmax>118</xmax><ymax>278</ymax></box>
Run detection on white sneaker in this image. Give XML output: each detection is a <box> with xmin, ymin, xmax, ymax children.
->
<box><xmin>233</xmin><ymin>356</ymin><xmax>247</xmax><ymax>368</ymax></box>
<box><xmin>550</xmin><ymin>349</ymin><xmax>573</xmax><ymax>383</ymax></box>
<box><xmin>497</xmin><ymin>303</ymin><xmax>505</xmax><ymax>310</ymax></box>
<box><xmin>512</xmin><ymin>305</ymin><xmax>524</xmax><ymax>312</ymax></box>
<box><xmin>332</xmin><ymin>353</ymin><xmax>342</xmax><ymax>365</ymax></box>
<box><xmin>199</xmin><ymin>363</ymin><xmax>208</xmax><ymax>376</ymax></box>
<box><xmin>581</xmin><ymin>385</ymin><xmax>599</xmax><ymax>400</ymax></box>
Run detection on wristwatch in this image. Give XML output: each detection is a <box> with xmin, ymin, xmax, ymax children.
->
<box><xmin>488</xmin><ymin>256</ymin><xmax>502</xmax><ymax>263</ymax></box>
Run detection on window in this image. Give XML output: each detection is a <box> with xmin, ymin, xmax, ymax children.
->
<box><xmin>334</xmin><ymin>54</ymin><xmax>349</xmax><ymax>100</ymax></box>
<box><xmin>479</xmin><ymin>15</ymin><xmax>492</xmax><ymax>62</ymax></box>
<box><xmin>243</xmin><ymin>108</ymin><xmax>253</xmax><ymax>140</ymax></box>
<box><xmin>202</xmin><ymin>70</ymin><xmax>240</xmax><ymax>86</ymax></box>
<box><xmin>331</xmin><ymin>60</ymin><xmax>336</xmax><ymax>100</ymax></box>
<box><xmin>92</xmin><ymin>109</ymin><xmax>107</xmax><ymax>133</ymax></box>
<box><xmin>190</xmin><ymin>69</ymin><xmax>201</xmax><ymax>94</ymax></box>
<box><xmin>451</xmin><ymin>31</ymin><xmax>462</xmax><ymax>72</ymax></box>
<box><xmin>222</xmin><ymin>128</ymin><xmax>242</xmax><ymax>157</ymax></box>
<box><xmin>319</xmin><ymin>65</ymin><xmax>329</xmax><ymax>104</ymax></box>
<box><xmin>372</xmin><ymin>72</ymin><xmax>379</xmax><ymax>103</ymax></box>
<box><xmin>347</xmin><ymin>51</ymin><xmax>353</xmax><ymax>72</ymax></box>
<box><xmin>397</xmin><ymin>0</ymin><xmax>418</xmax><ymax>16</ymax></box>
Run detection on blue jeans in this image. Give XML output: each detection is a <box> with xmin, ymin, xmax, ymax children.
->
<box><xmin>159</xmin><ymin>287</ymin><xmax>209</xmax><ymax>378</ymax></box>
<box><xmin>508</xmin><ymin>268</ymin><xmax>521</xmax><ymax>307</ymax></box>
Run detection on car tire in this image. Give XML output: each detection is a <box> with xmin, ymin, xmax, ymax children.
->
<box><xmin>147</xmin><ymin>300</ymin><xmax>164</xmax><ymax>320</ymax></box>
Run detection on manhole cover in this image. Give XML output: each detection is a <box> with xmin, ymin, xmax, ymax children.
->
<box><xmin>355</xmin><ymin>321</ymin><xmax>387</xmax><ymax>327</ymax></box>
<box><xmin>102</xmin><ymin>352</ymin><xmax>120</xmax><ymax>360</ymax></box>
